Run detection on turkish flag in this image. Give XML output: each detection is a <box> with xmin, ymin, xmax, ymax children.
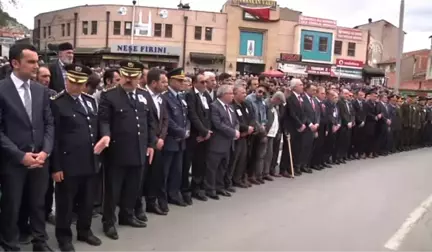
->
<box><xmin>241</xmin><ymin>6</ymin><xmax>271</xmax><ymax>21</ymax></box>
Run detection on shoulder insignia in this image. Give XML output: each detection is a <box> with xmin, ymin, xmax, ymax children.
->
<box><xmin>50</xmin><ymin>90</ymin><xmax>65</xmax><ymax>100</ymax></box>
<box><xmin>103</xmin><ymin>86</ymin><xmax>117</xmax><ymax>92</ymax></box>
<box><xmin>81</xmin><ymin>92</ymin><xmax>95</xmax><ymax>99</ymax></box>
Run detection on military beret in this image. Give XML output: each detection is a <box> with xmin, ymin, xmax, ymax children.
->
<box><xmin>64</xmin><ymin>64</ymin><xmax>92</xmax><ymax>84</ymax></box>
<box><xmin>58</xmin><ymin>42</ymin><xmax>73</xmax><ymax>51</ymax></box>
<box><xmin>118</xmin><ymin>60</ymin><xmax>144</xmax><ymax>78</ymax></box>
<box><xmin>166</xmin><ymin>67</ymin><xmax>185</xmax><ymax>80</ymax></box>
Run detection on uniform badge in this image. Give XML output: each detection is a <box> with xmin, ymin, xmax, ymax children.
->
<box><xmin>157</xmin><ymin>97</ymin><xmax>163</xmax><ymax>104</ymax></box>
<box><xmin>236</xmin><ymin>109</ymin><xmax>243</xmax><ymax>116</ymax></box>
<box><xmin>86</xmin><ymin>101</ymin><xmax>93</xmax><ymax>112</ymax></box>
<box><xmin>181</xmin><ymin>99</ymin><xmax>187</xmax><ymax>107</ymax></box>
<box><xmin>138</xmin><ymin>94</ymin><xmax>147</xmax><ymax>104</ymax></box>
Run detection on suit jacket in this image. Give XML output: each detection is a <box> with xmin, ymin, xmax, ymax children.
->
<box><xmin>324</xmin><ymin>100</ymin><xmax>341</xmax><ymax>127</ymax></box>
<box><xmin>232</xmin><ymin>100</ymin><xmax>255</xmax><ymax>135</ymax></box>
<box><xmin>163</xmin><ymin>89</ymin><xmax>190</xmax><ymax>152</ymax></box>
<box><xmin>98</xmin><ymin>85</ymin><xmax>157</xmax><ymax>167</ymax></box>
<box><xmin>0</xmin><ymin>76</ymin><xmax>54</xmax><ymax>171</ymax></box>
<box><xmin>352</xmin><ymin>99</ymin><xmax>366</xmax><ymax>125</ymax></box>
<box><xmin>144</xmin><ymin>89</ymin><xmax>168</xmax><ymax>140</ymax></box>
<box><xmin>48</xmin><ymin>60</ymin><xmax>66</xmax><ymax>93</ymax></box>
<box><xmin>337</xmin><ymin>98</ymin><xmax>352</xmax><ymax>127</ymax></box>
<box><xmin>208</xmin><ymin>100</ymin><xmax>239</xmax><ymax>153</ymax></box>
<box><xmin>185</xmin><ymin>88</ymin><xmax>212</xmax><ymax>138</ymax></box>
<box><xmin>51</xmin><ymin>91</ymin><xmax>99</xmax><ymax>177</ymax></box>
<box><xmin>283</xmin><ymin>93</ymin><xmax>307</xmax><ymax>134</ymax></box>
<box><xmin>316</xmin><ymin>98</ymin><xmax>328</xmax><ymax>130</ymax></box>
<box><xmin>207</xmin><ymin>89</ymin><xmax>217</xmax><ymax>102</ymax></box>
<box><xmin>389</xmin><ymin>104</ymin><xmax>402</xmax><ymax>131</ymax></box>
<box><xmin>377</xmin><ymin>102</ymin><xmax>390</xmax><ymax>124</ymax></box>
<box><xmin>303</xmin><ymin>94</ymin><xmax>319</xmax><ymax>125</ymax></box>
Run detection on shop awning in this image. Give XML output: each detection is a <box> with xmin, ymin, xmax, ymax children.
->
<box><xmin>363</xmin><ymin>65</ymin><xmax>385</xmax><ymax>77</ymax></box>
<box><xmin>190</xmin><ymin>52</ymin><xmax>225</xmax><ymax>61</ymax></box>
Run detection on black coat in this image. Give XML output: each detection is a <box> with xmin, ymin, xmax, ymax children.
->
<box><xmin>51</xmin><ymin>91</ymin><xmax>99</xmax><ymax>177</ymax></box>
<box><xmin>98</xmin><ymin>85</ymin><xmax>157</xmax><ymax>167</ymax></box>
<box><xmin>48</xmin><ymin>60</ymin><xmax>66</xmax><ymax>93</ymax></box>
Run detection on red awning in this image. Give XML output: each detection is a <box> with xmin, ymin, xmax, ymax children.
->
<box><xmin>241</xmin><ymin>5</ymin><xmax>271</xmax><ymax>21</ymax></box>
<box><xmin>261</xmin><ymin>69</ymin><xmax>284</xmax><ymax>78</ymax></box>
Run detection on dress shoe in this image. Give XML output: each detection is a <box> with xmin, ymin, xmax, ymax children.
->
<box><xmin>226</xmin><ymin>187</ymin><xmax>236</xmax><ymax>193</ymax></box>
<box><xmin>158</xmin><ymin>200</ymin><xmax>170</xmax><ymax>213</ymax></box>
<box><xmin>244</xmin><ymin>180</ymin><xmax>252</xmax><ymax>187</ymax></box>
<box><xmin>256</xmin><ymin>178</ymin><xmax>265</xmax><ymax>184</ymax></box>
<box><xmin>206</xmin><ymin>192</ymin><xmax>220</xmax><ymax>200</ymax></box>
<box><xmin>19</xmin><ymin>233</ymin><xmax>32</xmax><ymax>245</ymax></box>
<box><xmin>301</xmin><ymin>168</ymin><xmax>313</xmax><ymax>174</ymax></box>
<box><xmin>263</xmin><ymin>175</ymin><xmax>274</xmax><ymax>181</ymax></box>
<box><xmin>280</xmin><ymin>171</ymin><xmax>292</xmax><ymax>178</ymax></box>
<box><xmin>340</xmin><ymin>159</ymin><xmax>347</xmax><ymax>164</ymax></box>
<box><xmin>182</xmin><ymin>193</ymin><xmax>193</xmax><ymax>205</ymax></box>
<box><xmin>134</xmin><ymin>209</ymin><xmax>148</xmax><ymax>222</ymax></box>
<box><xmin>58</xmin><ymin>242</ymin><xmax>75</xmax><ymax>252</ymax></box>
<box><xmin>146</xmin><ymin>204</ymin><xmax>168</xmax><ymax>215</ymax></box>
<box><xmin>103</xmin><ymin>224</ymin><xmax>119</xmax><ymax>240</ymax></box>
<box><xmin>311</xmin><ymin>165</ymin><xmax>321</xmax><ymax>170</ymax></box>
<box><xmin>192</xmin><ymin>191</ymin><xmax>208</xmax><ymax>201</ymax></box>
<box><xmin>168</xmin><ymin>196</ymin><xmax>187</xmax><ymax>207</ymax></box>
<box><xmin>322</xmin><ymin>163</ymin><xmax>332</xmax><ymax>168</ymax></box>
<box><xmin>233</xmin><ymin>181</ymin><xmax>248</xmax><ymax>188</ymax></box>
<box><xmin>77</xmin><ymin>233</ymin><xmax>102</xmax><ymax>246</ymax></box>
<box><xmin>270</xmin><ymin>173</ymin><xmax>282</xmax><ymax>177</ymax></box>
<box><xmin>46</xmin><ymin>213</ymin><xmax>56</xmax><ymax>226</ymax></box>
<box><xmin>33</xmin><ymin>242</ymin><xmax>53</xmax><ymax>252</ymax></box>
<box><xmin>216</xmin><ymin>190</ymin><xmax>231</xmax><ymax>197</ymax></box>
<box><xmin>294</xmin><ymin>171</ymin><xmax>302</xmax><ymax>176</ymax></box>
<box><xmin>119</xmin><ymin>216</ymin><xmax>147</xmax><ymax>228</ymax></box>
<box><xmin>248</xmin><ymin>178</ymin><xmax>260</xmax><ymax>185</ymax></box>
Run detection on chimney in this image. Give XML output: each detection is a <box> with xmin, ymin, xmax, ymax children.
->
<box><xmin>368</xmin><ymin>18</ymin><xmax>372</xmax><ymax>23</ymax></box>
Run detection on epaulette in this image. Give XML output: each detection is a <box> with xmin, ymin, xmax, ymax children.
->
<box><xmin>103</xmin><ymin>86</ymin><xmax>117</xmax><ymax>92</ymax></box>
<box><xmin>50</xmin><ymin>90</ymin><xmax>65</xmax><ymax>100</ymax></box>
<box><xmin>81</xmin><ymin>92</ymin><xmax>95</xmax><ymax>99</ymax></box>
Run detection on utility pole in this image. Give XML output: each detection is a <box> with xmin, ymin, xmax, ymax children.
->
<box><xmin>394</xmin><ymin>0</ymin><xmax>404</xmax><ymax>94</ymax></box>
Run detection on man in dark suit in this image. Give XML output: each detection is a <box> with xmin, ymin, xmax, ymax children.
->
<box><xmin>311</xmin><ymin>86</ymin><xmax>328</xmax><ymax>169</ymax></box>
<box><xmin>0</xmin><ymin>43</ymin><xmax>54</xmax><ymax>251</ymax></box>
<box><xmin>98</xmin><ymin>60</ymin><xmax>156</xmax><ymax>240</ymax></box>
<box><xmin>48</xmin><ymin>42</ymin><xmax>74</xmax><ymax>93</ymax></box>
<box><xmin>377</xmin><ymin>93</ymin><xmax>391</xmax><ymax>155</ymax></box>
<box><xmin>204</xmin><ymin>71</ymin><xmax>217</xmax><ymax>102</ymax></box>
<box><xmin>323</xmin><ymin>90</ymin><xmax>341</xmax><ymax>165</ymax></box>
<box><xmin>50</xmin><ymin>64</ymin><xmax>102</xmax><ymax>251</ymax></box>
<box><xmin>301</xmin><ymin>84</ymin><xmax>319</xmax><ymax>173</ymax></box>
<box><xmin>363</xmin><ymin>89</ymin><xmax>381</xmax><ymax>158</ymax></box>
<box><xmin>281</xmin><ymin>78</ymin><xmax>308</xmax><ymax>176</ymax></box>
<box><xmin>159</xmin><ymin>68</ymin><xmax>190</xmax><ymax>212</ymax></box>
<box><xmin>388</xmin><ymin>94</ymin><xmax>402</xmax><ymax>152</ymax></box>
<box><xmin>352</xmin><ymin>90</ymin><xmax>366</xmax><ymax>158</ymax></box>
<box><xmin>336</xmin><ymin>89</ymin><xmax>354</xmax><ymax>163</ymax></box>
<box><xmin>134</xmin><ymin>67</ymin><xmax>169</xmax><ymax>218</ymax></box>
<box><xmin>205</xmin><ymin>84</ymin><xmax>239</xmax><ymax>199</ymax></box>
<box><xmin>182</xmin><ymin>73</ymin><xmax>212</xmax><ymax>202</ymax></box>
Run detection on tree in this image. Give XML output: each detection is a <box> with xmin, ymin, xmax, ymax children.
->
<box><xmin>0</xmin><ymin>0</ymin><xmax>18</xmax><ymax>26</ymax></box>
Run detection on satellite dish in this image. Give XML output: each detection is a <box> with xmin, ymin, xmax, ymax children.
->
<box><xmin>159</xmin><ymin>9</ymin><xmax>168</xmax><ymax>19</ymax></box>
<box><xmin>118</xmin><ymin>7</ymin><xmax>127</xmax><ymax>15</ymax></box>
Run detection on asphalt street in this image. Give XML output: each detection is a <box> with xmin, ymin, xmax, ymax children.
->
<box><xmin>30</xmin><ymin>148</ymin><xmax>432</xmax><ymax>251</ymax></box>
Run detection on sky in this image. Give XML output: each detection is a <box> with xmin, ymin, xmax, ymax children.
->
<box><xmin>3</xmin><ymin>0</ymin><xmax>432</xmax><ymax>52</ymax></box>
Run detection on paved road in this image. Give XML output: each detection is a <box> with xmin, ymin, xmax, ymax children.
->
<box><xmin>32</xmin><ymin>148</ymin><xmax>432</xmax><ymax>251</ymax></box>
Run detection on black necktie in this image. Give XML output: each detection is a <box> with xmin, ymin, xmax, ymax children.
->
<box><xmin>128</xmin><ymin>92</ymin><xmax>136</xmax><ymax>107</ymax></box>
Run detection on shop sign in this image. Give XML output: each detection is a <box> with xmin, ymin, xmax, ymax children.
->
<box><xmin>237</xmin><ymin>57</ymin><xmax>264</xmax><ymax>64</ymax></box>
<box><xmin>110</xmin><ymin>44</ymin><xmax>181</xmax><ymax>56</ymax></box>
<box><xmin>306</xmin><ymin>65</ymin><xmax>331</xmax><ymax>75</ymax></box>
<box><xmin>331</xmin><ymin>66</ymin><xmax>363</xmax><ymax>79</ymax></box>
<box><xmin>232</xmin><ymin>0</ymin><xmax>277</xmax><ymax>8</ymax></box>
<box><xmin>277</xmin><ymin>63</ymin><xmax>307</xmax><ymax>76</ymax></box>
<box><xmin>278</xmin><ymin>53</ymin><xmax>302</xmax><ymax>62</ymax></box>
<box><xmin>337</xmin><ymin>28</ymin><xmax>363</xmax><ymax>41</ymax></box>
<box><xmin>336</xmin><ymin>58</ymin><xmax>364</xmax><ymax>68</ymax></box>
<box><xmin>299</xmin><ymin>15</ymin><xmax>337</xmax><ymax>30</ymax></box>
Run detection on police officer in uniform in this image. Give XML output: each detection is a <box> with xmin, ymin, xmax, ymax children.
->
<box><xmin>98</xmin><ymin>60</ymin><xmax>156</xmax><ymax>240</ymax></box>
<box><xmin>50</xmin><ymin>64</ymin><xmax>102</xmax><ymax>251</ymax></box>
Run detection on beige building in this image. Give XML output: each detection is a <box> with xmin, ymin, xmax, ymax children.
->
<box><xmin>34</xmin><ymin>4</ymin><xmax>228</xmax><ymax>73</ymax></box>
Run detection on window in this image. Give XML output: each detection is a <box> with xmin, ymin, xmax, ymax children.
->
<box><xmin>91</xmin><ymin>21</ymin><xmax>98</xmax><ymax>35</ymax></box>
<box><xmin>194</xmin><ymin>26</ymin><xmax>202</xmax><ymax>40</ymax></box>
<box><xmin>205</xmin><ymin>27</ymin><xmax>213</xmax><ymax>41</ymax></box>
<box><xmin>334</xmin><ymin>40</ymin><xmax>342</xmax><ymax>55</ymax></box>
<box><xmin>48</xmin><ymin>26</ymin><xmax>51</xmax><ymax>36</ymax></box>
<box><xmin>303</xmin><ymin>35</ymin><xmax>313</xmax><ymax>51</ymax></box>
<box><xmin>124</xmin><ymin>21</ymin><xmax>132</xmax><ymax>36</ymax></box>
<box><xmin>154</xmin><ymin>23</ymin><xmax>162</xmax><ymax>37</ymax></box>
<box><xmin>113</xmin><ymin>21</ymin><xmax>121</xmax><ymax>35</ymax></box>
<box><xmin>67</xmin><ymin>23</ymin><xmax>71</xmax><ymax>36</ymax></box>
<box><xmin>82</xmin><ymin>21</ymin><xmax>88</xmax><ymax>35</ymax></box>
<box><xmin>165</xmin><ymin>24</ymin><xmax>172</xmax><ymax>38</ymax></box>
<box><xmin>348</xmin><ymin>42</ymin><xmax>356</xmax><ymax>56</ymax></box>
<box><xmin>43</xmin><ymin>27</ymin><xmax>46</xmax><ymax>38</ymax></box>
<box><xmin>61</xmin><ymin>24</ymin><xmax>65</xmax><ymax>37</ymax></box>
<box><xmin>319</xmin><ymin>37</ymin><xmax>328</xmax><ymax>52</ymax></box>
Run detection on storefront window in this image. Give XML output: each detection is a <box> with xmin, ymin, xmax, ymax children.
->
<box><xmin>304</xmin><ymin>35</ymin><xmax>313</xmax><ymax>51</ymax></box>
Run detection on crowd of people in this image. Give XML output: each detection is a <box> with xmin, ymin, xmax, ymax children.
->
<box><xmin>0</xmin><ymin>41</ymin><xmax>431</xmax><ymax>252</ymax></box>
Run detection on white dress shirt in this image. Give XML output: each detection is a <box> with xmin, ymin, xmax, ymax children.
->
<box><xmin>11</xmin><ymin>72</ymin><xmax>32</xmax><ymax>106</ymax></box>
<box><xmin>195</xmin><ymin>87</ymin><xmax>209</xmax><ymax>109</ymax></box>
<box><xmin>147</xmin><ymin>87</ymin><xmax>161</xmax><ymax>118</ymax></box>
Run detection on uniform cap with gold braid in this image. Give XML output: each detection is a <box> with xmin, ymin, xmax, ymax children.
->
<box><xmin>119</xmin><ymin>60</ymin><xmax>144</xmax><ymax>78</ymax></box>
<box><xmin>166</xmin><ymin>67</ymin><xmax>186</xmax><ymax>80</ymax></box>
<box><xmin>64</xmin><ymin>64</ymin><xmax>93</xmax><ymax>84</ymax></box>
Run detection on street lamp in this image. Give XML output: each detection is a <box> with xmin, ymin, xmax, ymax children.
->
<box><xmin>394</xmin><ymin>0</ymin><xmax>405</xmax><ymax>94</ymax></box>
